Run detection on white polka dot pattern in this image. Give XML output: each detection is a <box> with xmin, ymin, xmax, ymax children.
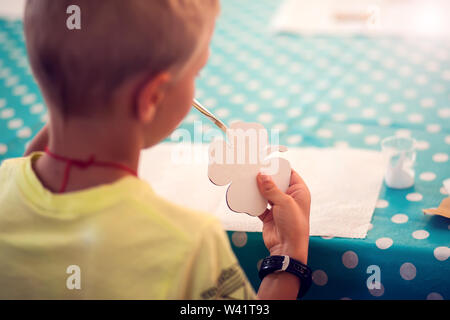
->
<box><xmin>1</xmin><ymin>6</ymin><xmax>449</xmax><ymax>300</ymax></box>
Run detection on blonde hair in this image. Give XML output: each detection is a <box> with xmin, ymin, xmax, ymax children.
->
<box><xmin>24</xmin><ymin>0</ymin><xmax>220</xmax><ymax>116</ymax></box>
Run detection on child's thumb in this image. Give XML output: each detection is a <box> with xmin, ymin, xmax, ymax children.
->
<box><xmin>257</xmin><ymin>173</ymin><xmax>289</xmax><ymax>205</ymax></box>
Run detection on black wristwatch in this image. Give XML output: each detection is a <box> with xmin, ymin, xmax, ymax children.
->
<box><xmin>258</xmin><ymin>255</ymin><xmax>312</xmax><ymax>299</ymax></box>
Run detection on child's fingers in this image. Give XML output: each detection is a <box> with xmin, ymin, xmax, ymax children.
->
<box><xmin>289</xmin><ymin>169</ymin><xmax>306</xmax><ymax>187</ymax></box>
<box><xmin>289</xmin><ymin>185</ymin><xmax>310</xmax><ymax>203</ymax></box>
<box><xmin>286</xmin><ymin>183</ymin><xmax>311</xmax><ymax>213</ymax></box>
<box><xmin>257</xmin><ymin>173</ymin><xmax>290</xmax><ymax>206</ymax></box>
<box><xmin>286</xmin><ymin>184</ymin><xmax>305</xmax><ymax>196</ymax></box>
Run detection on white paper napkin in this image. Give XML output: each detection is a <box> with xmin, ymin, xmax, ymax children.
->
<box><xmin>0</xmin><ymin>0</ymin><xmax>25</xmax><ymax>19</ymax></box>
<box><xmin>270</xmin><ymin>0</ymin><xmax>450</xmax><ymax>37</ymax></box>
<box><xmin>139</xmin><ymin>143</ymin><xmax>387</xmax><ymax>239</ymax></box>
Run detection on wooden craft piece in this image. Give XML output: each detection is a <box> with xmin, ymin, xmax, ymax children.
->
<box><xmin>423</xmin><ymin>197</ymin><xmax>450</xmax><ymax>219</ymax></box>
<box><xmin>208</xmin><ymin>121</ymin><xmax>291</xmax><ymax>216</ymax></box>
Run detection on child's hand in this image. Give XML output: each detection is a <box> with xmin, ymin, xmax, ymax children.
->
<box><xmin>256</xmin><ymin>170</ymin><xmax>311</xmax><ymax>264</ymax></box>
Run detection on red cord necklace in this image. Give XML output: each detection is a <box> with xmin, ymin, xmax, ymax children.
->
<box><xmin>44</xmin><ymin>146</ymin><xmax>138</xmax><ymax>193</ymax></box>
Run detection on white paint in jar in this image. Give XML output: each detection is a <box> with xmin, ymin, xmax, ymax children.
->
<box><xmin>381</xmin><ymin>136</ymin><xmax>416</xmax><ymax>189</ymax></box>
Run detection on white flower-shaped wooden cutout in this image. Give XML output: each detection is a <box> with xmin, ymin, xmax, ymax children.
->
<box><xmin>208</xmin><ymin>121</ymin><xmax>291</xmax><ymax>216</ymax></box>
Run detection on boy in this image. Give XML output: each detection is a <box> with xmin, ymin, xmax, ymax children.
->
<box><xmin>0</xmin><ymin>0</ymin><xmax>311</xmax><ymax>299</ymax></box>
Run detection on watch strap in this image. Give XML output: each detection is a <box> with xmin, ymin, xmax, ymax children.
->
<box><xmin>258</xmin><ymin>255</ymin><xmax>312</xmax><ymax>299</ymax></box>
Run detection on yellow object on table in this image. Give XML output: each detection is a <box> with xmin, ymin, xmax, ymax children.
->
<box><xmin>423</xmin><ymin>197</ymin><xmax>450</xmax><ymax>219</ymax></box>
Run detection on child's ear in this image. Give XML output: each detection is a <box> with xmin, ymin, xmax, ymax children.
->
<box><xmin>136</xmin><ymin>72</ymin><xmax>171</xmax><ymax>123</ymax></box>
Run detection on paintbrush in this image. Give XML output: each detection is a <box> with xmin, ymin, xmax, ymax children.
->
<box><xmin>192</xmin><ymin>99</ymin><xmax>228</xmax><ymax>133</ymax></box>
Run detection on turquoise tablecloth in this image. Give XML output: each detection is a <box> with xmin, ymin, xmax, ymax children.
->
<box><xmin>0</xmin><ymin>0</ymin><xmax>449</xmax><ymax>300</ymax></box>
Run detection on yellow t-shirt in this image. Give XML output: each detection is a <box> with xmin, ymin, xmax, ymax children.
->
<box><xmin>0</xmin><ymin>153</ymin><xmax>257</xmax><ymax>299</ymax></box>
